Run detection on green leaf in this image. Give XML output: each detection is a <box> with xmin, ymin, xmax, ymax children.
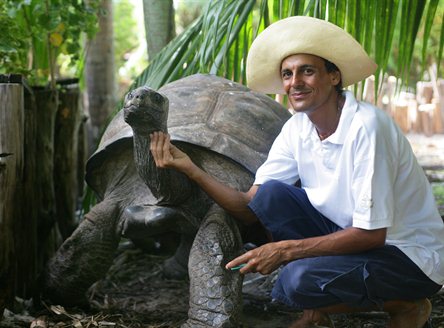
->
<box><xmin>128</xmin><ymin>0</ymin><xmax>442</xmax><ymax>104</ymax></box>
<box><xmin>439</xmin><ymin>10</ymin><xmax>444</xmax><ymax>77</ymax></box>
<box><xmin>421</xmin><ymin>0</ymin><xmax>439</xmax><ymax>72</ymax></box>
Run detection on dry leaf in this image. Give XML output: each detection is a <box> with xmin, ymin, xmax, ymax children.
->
<box><xmin>50</xmin><ymin>305</ymin><xmax>67</xmax><ymax>316</ymax></box>
<box><xmin>30</xmin><ymin>315</ymin><xmax>47</xmax><ymax>328</ymax></box>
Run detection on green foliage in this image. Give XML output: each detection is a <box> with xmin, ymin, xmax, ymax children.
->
<box><xmin>175</xmin><ymin>0</ymin><xmax>206</xmax><ymax>32</ymax></box>
<box><xmin>0</xmin><ymin>0</ymin><xmax>100</xmax><ymax>86</ymax></box>
<box><xmin>129</xmin><ymin>0</ymin><xmax>257</xmax><ymax>92</ymax></box>
<box><xmin>432</xmin><ymin>182</ymin><xmax>444</xmax><ymax>217</ymax></box>
<box><xmin>433</xmin><ymin>182</ymin><xmax>444</xmax><ymax>204</ymax></box>
<box><xmin>0</xmin><ymin>2</ymin><xmax>29</xmax><ymax>76</ymax></box>
<box><xmin>113</xmin><ymin>0</ymin><xmax>139</xmax><ymax>72</ymax></box>
<box><xmin>129</xmin><ymin>0</ymin><xmax>443</xmax><ymax>98</ymax></box>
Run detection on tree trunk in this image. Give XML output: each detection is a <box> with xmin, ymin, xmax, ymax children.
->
<box><xmin>53</xmin><ymin>80</ymin><xmax>83</xmax><ymax>239</ymax></box>
<box><xmin>0</xmin><ymin>80</ymin><xmax>24</xmax><ymax>317</ymax></box>
<box><xmin>142</xmin><ymin>0</ymin><xmax>176</xmax><ymax>60</ymax></box>
<box><xmin>85</xmin><ymin>0</ymin><xmax>116</xmax><ymax>154</ymax></box>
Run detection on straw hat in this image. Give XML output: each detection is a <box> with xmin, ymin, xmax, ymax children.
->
<box><xmin>246</xmin><ymin>16</ymin><xmax>377</xmax><ymax>94</ymax></box>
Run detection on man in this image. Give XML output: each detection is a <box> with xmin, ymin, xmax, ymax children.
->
<box><xmin>149</xmin><ymin>16</ymin><xmax>444</xmax><ymax>328</ymax></box>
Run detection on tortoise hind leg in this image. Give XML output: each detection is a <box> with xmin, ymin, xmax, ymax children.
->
<box><xmin>182</xmin><ymin>204</ymin><xmax>244</xmax><ymax>328</ymax></box>
<box><xmin>38</xmin><ymin>199</ymin><xmax>121</xmax><ymax>306</ymax></box>
<box><xmin>162</xmin><ymin>232</ymin><xmax>194</xmax><ymax>279</ymax></box>
<box><xmin>121</xmin><ymin>204</ymin><xmax>197</xmax><ymax>279</ymax></box>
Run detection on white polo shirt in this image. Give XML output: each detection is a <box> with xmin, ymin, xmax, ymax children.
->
<box><xmin>254</xmin><ymin>91</ymin><xmax>444</xmax><ymax>285</ymax></box>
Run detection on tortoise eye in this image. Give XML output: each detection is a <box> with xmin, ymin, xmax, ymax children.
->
<box><xmin>154</xmin><ymin>93</ymin><xmax>163</xmax><ymax>103</ymax></box>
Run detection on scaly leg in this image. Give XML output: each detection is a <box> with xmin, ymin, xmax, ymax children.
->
<box><xmin>182</xmin><ymin>205</ymin><xmax>244</xmax><ymax>327</ymax></box>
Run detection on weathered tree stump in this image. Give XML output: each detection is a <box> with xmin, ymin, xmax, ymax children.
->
<box><xmin>33</xmin><ymin>87</ymin><xmax>62</xmax><ymax>264</ymax></box>
<box><xmin>393</xmin><ymin>104</ymin><xmax>409</xmax><ymax>133</ymax></box>
<box><xmin>54</xmin><ymin>80</ymin><xmax>83</xmax><ymax>239</ymax></box>
<box><xmin>0</xmin><ymin>76</ymin><xmax>87</xmax><ymax>315</ymax></box>
<box><xmin>0</xmin><ymin>79</ymin><xmax>24</xmax><ymax>319</ymax></box>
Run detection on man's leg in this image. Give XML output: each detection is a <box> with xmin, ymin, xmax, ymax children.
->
<box><xmin>248</xmin><ymin>180</ymin><xmax>341</xmax><ymax>242</ymax></box>
<box><xmin>248</xmin><ymin>181</ymin><xmax>441</xmax><ymax>327</ymax></box>
<box><xmin>273</xmin><ymin>247</ymin><xmax>440</xmax><ymax>328</ymax></box>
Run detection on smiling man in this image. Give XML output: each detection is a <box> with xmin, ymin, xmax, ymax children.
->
<box><xmin>149</xmin><ymin>16</ymin><xmax>444</xmax><ymax>328</ymax></box>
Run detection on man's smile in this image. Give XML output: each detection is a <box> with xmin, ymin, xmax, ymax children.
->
<box><xmin>290</xmin><ymin>89</ymin><xmax>312</xmax><ymax>100</ymax></box>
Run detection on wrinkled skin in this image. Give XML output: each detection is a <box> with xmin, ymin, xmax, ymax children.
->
<box><xmin>124</xmin><ymin>86</ymin><xmax>251</xmax><ymax>327</ymax></box>
<box><xmin>39</xmin><ymin>147</ymin><xmax>153</xmax><ymax>306</ymax></box>
<box><xmin>40</xmin><ymin>74</ymin><xmax>289</xmax><ymax>327</ymax></box>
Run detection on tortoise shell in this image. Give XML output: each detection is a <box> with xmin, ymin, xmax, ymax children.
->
<box><xmin>86</xmin><ymin>74</ymin><xmax>291</xmax><ymax>194</ymax></box>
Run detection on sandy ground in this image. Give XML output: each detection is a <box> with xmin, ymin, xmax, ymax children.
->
<box><xmin>406</xmin><ymin>133</ymin><xmax>444</xmax><ymax>168</ymax></box>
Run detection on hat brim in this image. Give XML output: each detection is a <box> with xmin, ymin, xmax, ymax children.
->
<box><xmin>246</xmin><ymin>16</ymin><xmax>378</xmax><ymax>94</ymax></box>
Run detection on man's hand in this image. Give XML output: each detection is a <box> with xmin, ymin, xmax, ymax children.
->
<box><xmin>150</xmin><ymin>131</ymin><xmax>192</xmax><ymax>172</ymax></box>
<box><xmin>225</xmin><ymin>227</ymin><xmax>387</xmax><ymax>275</ymax></box>
<box><xmin>150</xmin><ymin>132</ymin><xmax>259</xmax><ymax>225</ymax></box>
<box><xmin>226</xmin><ymin>241</ymin><xmax>289</xmax><ymax>275</ymax></box>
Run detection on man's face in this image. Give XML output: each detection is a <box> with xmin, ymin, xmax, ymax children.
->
<box><xmin>281</xmin><ymin>54</ymin><xmax>340</xmax><ymax>114</ymax></box>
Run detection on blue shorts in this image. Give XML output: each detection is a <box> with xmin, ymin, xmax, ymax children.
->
<box><xmin>248</xmin><ymin>180</ymin><xmax>442</xmax><ymax>310</ymax></box>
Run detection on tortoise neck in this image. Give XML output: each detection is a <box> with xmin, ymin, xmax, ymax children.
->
<box><xmin>133</xmin><ymin>133</ymin><xmax>190</xmax><ymax>204</ymax></box>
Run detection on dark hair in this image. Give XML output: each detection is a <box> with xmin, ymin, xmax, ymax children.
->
<box><xmin>324</xmin><ymin>59</ymin><xmax>343</xmax><ymax>94</ymax></box>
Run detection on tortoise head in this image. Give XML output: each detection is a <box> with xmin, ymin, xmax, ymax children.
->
<box><xmin>123</xmin><ymin>86</ymin><xmax>169</xmax><ymax>134</ymax></box>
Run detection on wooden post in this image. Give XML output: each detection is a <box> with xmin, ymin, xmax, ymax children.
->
<box><xmin>33</xmin><ymin>87</ymin><xmax>61</xmax><ymax>266</ymax></box>
<box><xmin>53</xmin><ymin>80</ymin><xmax>83</xmax><ymax>239</ymax></box>
<box><xmin>438</xmin><ymin>79</ymin><xmax>444</xmax><ymax>133</ymax></box>
<box><xmin>0</xmin><ymin>76</ymin><xmax>24</xmax><ymax>318</ymax></box>
<box><xmin>77</xmin><ymin>114</ymin><xmax>88</xmax><ymax>204</ymax></box>
<box><xmin>432</xmin><ymin>99</ymin><xmax>444</xmax><ymax>134</ymax></box>
<box><xmin>393</xmin><ymin>104</ymin><xmax>410</xmax><ymax>133</ymax></box>
<box><xmin>416</xmin><ymin>81</ymin><xmax>440</xmax><ymax>135</ymax></box>
<box><xmin>418</xmin><ymin>104</ymin><xmax>435</xmax><ymax>137</ymax></box>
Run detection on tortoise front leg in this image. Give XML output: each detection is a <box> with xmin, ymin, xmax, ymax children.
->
<box><xmin>182</xmin><ymin>204</ymin><xmax>244</xmax><ymax>328</ymax></box>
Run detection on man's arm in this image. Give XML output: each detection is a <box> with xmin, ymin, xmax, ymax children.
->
<box><xmin>150</xmin><ymin>131</ymin><xmax>259</xmax><ymax>225</ymax></box>
<box><xmin>150</xmin><ymin>132</ymin><xmax>387</xmax><ymax>275</ymax></box>
<box><xmin>226</xmin><ymin>227</ymin><xmax>387</xmax><ymax>274</ymax></box>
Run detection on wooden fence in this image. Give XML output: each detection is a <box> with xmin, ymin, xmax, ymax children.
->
<box><xmin>364</xmin><ymin>77</ymin><xmax>444</xmax><ymax>136</ymax></box>
<box><xmin>0</xmin><ymin>75</ymin><xmax>85</xmax><ymax>318</ymax></box>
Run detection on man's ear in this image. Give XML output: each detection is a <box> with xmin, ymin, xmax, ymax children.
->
<box><xmin>330</xmin><ymin>70</ymin><xmax>341</xmax><ymax>86</ymax></box>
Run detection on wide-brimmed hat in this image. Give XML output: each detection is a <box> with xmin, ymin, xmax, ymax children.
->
<box><xmin>246</xmin><ymin>16</ymin><xmax>377</xmax><ymax>94</ymax></box>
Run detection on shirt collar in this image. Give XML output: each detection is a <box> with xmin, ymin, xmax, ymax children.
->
<box><xmin>326</xmin><ymin>91</ymin><xmax>358</xmax><ymax>144</ymax></box>
<box><xmin>296</xmin><ymin>90</ymin><xmax>358</xmax><ymax>144</ymax></box>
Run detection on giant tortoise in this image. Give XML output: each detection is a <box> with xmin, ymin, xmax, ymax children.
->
<box><xmin>41</xmin><ymin>74</ymin><xmax>291</xmax><ymax>327</ymax></box>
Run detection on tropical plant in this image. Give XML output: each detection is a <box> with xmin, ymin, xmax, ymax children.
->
<box><xmin>129</xmin><ymin>0</ymin><xmax>443</xmax><ymax>99</ymax></box>
<box><xmin>0</xmin><ymin>2</ymin><xmax>29</xmax><ymax>76</ymax></box>
<box><xmin>175</xmin><ymin>0</ymin><xmax>207</xmax><ymax>33</ymax></box>
<box><xmin>83</xmin><ymin>0</ymin><xmax>443</xmax><ymax>213</ymax></box>
<box><xmin>0</xmin><ymin>0</ymin><xmax>100</xmax><ymax>87</ymax></box>
<box><xmin>113</xmin><ymin>0</ymin><xmax>139</xmax><ymax>74</ymax></box>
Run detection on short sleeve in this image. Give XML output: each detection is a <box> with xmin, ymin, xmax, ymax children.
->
<box><xmin>351</xmin><ymin>125</ymin><xmax>396</xmax><ymax>230</ymax></box>
<box><xmin>254</xmin><ymin>120</ymin><xmax>300</xmax><ymax>185</ymax></box>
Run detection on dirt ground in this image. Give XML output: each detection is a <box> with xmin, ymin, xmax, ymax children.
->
<box><xmin>2</xmin><ymin>245</ymin><xmax>444</xmax><ymax>328</ymax></box>
<box><xmin>2</xmin><ymin>133</ymin><xmax>444</xmax><ymax>328</ymax></box>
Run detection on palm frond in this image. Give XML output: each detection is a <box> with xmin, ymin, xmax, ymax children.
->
<box><xmin>421</xmin><ymin>0</ymin><xmax>439</xmax><ymax>74</ymax></box>
<box><xmin>129</xmin><ymin>0</ymin><xmax>442</xmax><ymax>101</ymax></box>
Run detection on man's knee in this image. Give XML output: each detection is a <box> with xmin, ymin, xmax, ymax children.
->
<box><xmin>255</xmin><ymin>180</ymin><xmax>305</xmax><ymax>205</ymax></box>
<box><xmin>272</xmin><ymin>259</ymin><xmax>335</xmax><ymax>308</ymax></box>
<box><xmin>278</xmin><ymin>259</ymin><xmax>324</xmax><ymax>293</ymax></box>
